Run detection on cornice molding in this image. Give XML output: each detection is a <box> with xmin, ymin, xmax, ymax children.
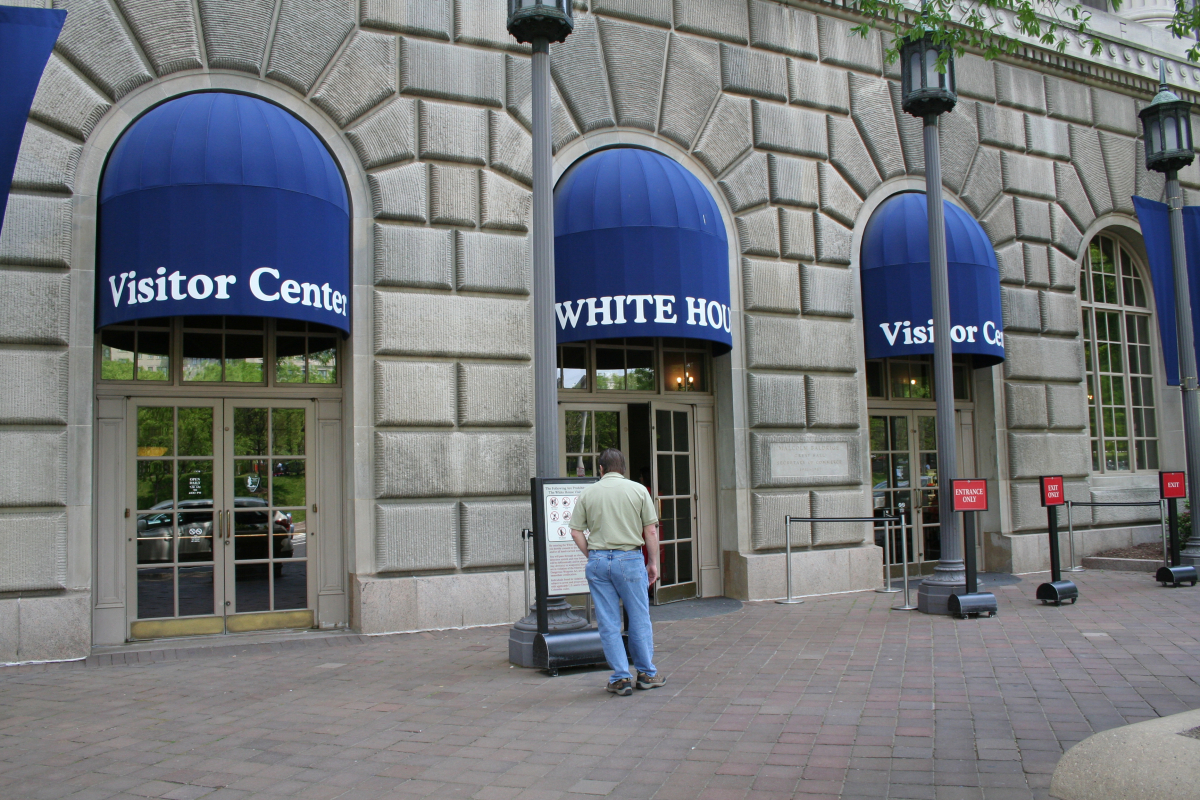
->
<box><xmin>777</xmin><ymin>0</ymin><xmax>1200</xmax><ymax>103</ymax></box>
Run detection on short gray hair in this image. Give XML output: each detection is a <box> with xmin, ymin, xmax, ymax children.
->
<box><xmin>598</xmin><ymin>448</ymin><xmax>626</xmax><ymax>475</ymax></box>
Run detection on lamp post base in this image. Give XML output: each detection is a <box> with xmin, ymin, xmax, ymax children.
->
<box><xmin>916</xmin><ymin>579</ymin><xmax>966</xmax><ymax>615</ymax></box>
<box><xmin>509</xmin><ymin>597</ymin><xmax>589</xmax><ymax>668</ymax></box>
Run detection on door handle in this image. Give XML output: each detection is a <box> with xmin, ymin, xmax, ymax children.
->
<box><xmin>226</xmin><ymin>509</ymin><xmax>232</xmax><ymax>542</ymax></box>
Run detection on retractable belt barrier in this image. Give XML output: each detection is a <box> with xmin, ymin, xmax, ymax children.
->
<box><xmin>1063</xmin><ymin>501</ymin><xmax>1164</xmax><ymax>572</ymax></box>
<box><xmin>776</xmin><ymin>513</ymin><xmax>915</xmax><ymax>610</ymax></box>
<box><xmin>1064</xmin><ymin>499</ymin><xmax>1197</xmax><ymax>588</ymax></box>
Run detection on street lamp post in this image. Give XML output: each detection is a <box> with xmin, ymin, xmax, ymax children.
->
<box><xmin>1140</xmin><ymin>62</ymin><xmax>1200</xmax><ymax>565</ymax></box>
<box><xmin>507</xmin><ymin>0</ymin><xmax>573</xmax><ymax>478</ymax></box>
<box><xmin>506</xmin><ymin>2</ymin><xmax>584</xmax><ymax>662</ymax></box>
<box><xmin>900</xmin><ymin>34</ymin><xmax>965</xmax><ymax>614</ymax></box>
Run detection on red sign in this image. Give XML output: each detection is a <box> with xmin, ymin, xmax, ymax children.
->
<box><xmin>952</xmin><ymin>479</ymin><xmax>988</xmax><ymax>512</ymax></box>
<box><xmin>1160</xmin><ymin>471</ymin><xmax>1186</xmax><ymax>500</ymax></box>
<box><xmin>1040</xmin><ymin>475</ymin><xmax>1065</xmax><ymax>507</ymax></box>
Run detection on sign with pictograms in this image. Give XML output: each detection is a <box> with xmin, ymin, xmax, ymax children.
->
<box><xmin>1040</xmin><ymin>475</ymin><xmax>1065</xmax><ymax>507</ymax></box>
<box><xmin>1160</xmin><ymin>471</ymin><xmax>1186</xmax><ymax>500</ymax></box>
<box><xmin>951</xmin><ymin>479</ymin><xmax>988</xmax><ymax>512</ymax></box>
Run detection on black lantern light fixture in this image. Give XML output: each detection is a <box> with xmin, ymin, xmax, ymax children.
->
<box><xmin>899</xmin><ymin>33</ymin><xmax>957</xmax><ymax>118</ymax></box>
<box><xmin>1140</xmin><ymin>62</ymin><xmax>1195</xmax><ymax>175</ymax></box>
<box><xmin>506</xmin><ymin>0</ymin><xmax>573</xmax><ymax>44</ymax></box>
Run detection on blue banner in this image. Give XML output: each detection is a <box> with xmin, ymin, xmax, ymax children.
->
<box><xmin>1130</xmin><ymin>196</ymin><xmax>1200</xmax><ymax>386</ymax></box>
<box><xmin>860</xmin><ymin>192</ymin><xmax>1005</xmax><ymax>366</ymax></box>
<box><xmin>554</xmin><ymin>148</ymin><xmax>732</xmax><ymax>354</ymax></box>
<box><xmin>97</xmin><ymin>93</ymin><xmax>350</xmax><ymax>334</ymax></box>
<box><xmin>0</xmin><ymin>7</ymin><xmax>66</xmax><ymax>236</ymax></box>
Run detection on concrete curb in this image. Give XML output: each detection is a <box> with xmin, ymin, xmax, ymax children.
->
<box><xmin>1080</xmin><ymin>557</ymin><xmax>1159</xmax><ymax>573</ymax></box>
<box><xmin>1050</xmin><ymin>709</ymin><xmax>1200</xmax><ymax>800</ymax></box>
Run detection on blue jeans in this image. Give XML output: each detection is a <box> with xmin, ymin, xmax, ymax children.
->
<box><xmin>586</xmin><ymin>549</ymin><xmax>656</xmax><ymax>683</ymax></box>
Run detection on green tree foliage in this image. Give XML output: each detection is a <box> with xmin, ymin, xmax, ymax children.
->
<box><xmin>847</xmin><ymin>0</ymin><xmax>1200</xmax><ymax>67</ymax></box>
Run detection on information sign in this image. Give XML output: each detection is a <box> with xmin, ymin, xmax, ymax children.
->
<box><xmin>1160</xmin><ymin>471</ymin><xmax>1186</xmax><ymax>500</ymax></box>
<box><xmin>951</xmin><ymin>479</ymin><xmax>988</xmax><ymax>512</ymax></box>
<box><xmin>1040</xmin><ymin>475</ymin><xmax>1065</xmax><ymax>507</ymax></box>
<box><xmin>540</xmin><ymin>481</ymin><xmax>592</xmax><ymax>596</ymax></box>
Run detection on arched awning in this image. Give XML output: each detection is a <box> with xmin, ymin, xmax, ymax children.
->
<box><xmin>554</xmin><ymin>147</ymin><xmax>732</xmax><ymax>354</ymax></box>
<box><xmin>97</xmin><ymin>92</ymin><xmax>350</xmax><ymax>334</ymax></box>
<box><xmin>861</xmin><ymin>192</ymin><xmax>1004</xmax><ymax>367</ymax></box>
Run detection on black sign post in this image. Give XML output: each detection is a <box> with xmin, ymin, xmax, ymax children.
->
<box><xmin>1156</xmin><ymin>472</ymin><xmax>1198</xmax><ymax>587</ymax></box>
<box><xmin>947</xmin><ymin>479</ymin><xmax>997</xmax><ymax>618</ymax></box>
<box><xmin>1035</xmin><ymin>476</ymin><xmax>1078</xmax><ymax>605</ymax></box>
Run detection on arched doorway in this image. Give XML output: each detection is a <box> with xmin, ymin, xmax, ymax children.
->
<box><xmin>93</xmin><ymin>93</ymin><xmax>350</xmax><ymax>640</ymax></box>
<box><xmin>553</xmin><ymin>147</ymin><xmax>732</xmax><ymax>603</ymax></box>
<box><xmin>860</xmin><ymin>192</ymin><xmax>1004</xmax><ymax>574</ymax></box>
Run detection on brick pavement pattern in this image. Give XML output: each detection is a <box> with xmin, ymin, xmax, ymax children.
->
<box><xmin>0</xmin><ymin>570</ymin><xmax>1197</xmax><ymax>800</ymax></box>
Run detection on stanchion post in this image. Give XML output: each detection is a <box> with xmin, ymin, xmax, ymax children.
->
<box><xmin>896</xmin><ymin>505</ymin><xmax>917</xmax><ymax>610</ymax></box>
<box><xmin>876</xmin><ymin>515</ymin><xmax>891</xmax><ymax>592</ymax></box>
<box><xmin>777</xmin><ymin>516</ymin><xmax>803</xmax><ymax>605</ymax></box>
<box><xmin>1066</xmin><ymin>501</ymin><xmax>1084</xmax><ymax>572</ymax></box>
<box><xmin>522</xmin><ymin>528</ymin><xmax>532</xmax><ymax>611</ymax></box>
<box><xmin>1160</xmin><ymin>500</ymin><xmax>1170</xmax><ymax>569</ymax></box>
<box><xmin>877</xmin><ymin>510</ymin><xmax>900</xmax><ymax>594</ymax></box>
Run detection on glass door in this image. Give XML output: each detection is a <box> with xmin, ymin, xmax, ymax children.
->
<box><xmin>128</xmin><ymin>399</ymin><xmax>314</xmax><ymax>639</ymax></box>
<box><xmin>129</xmin><ymin>401</ymin><xmax>224</xmax><ymax>638</ymax></box>
<box><xmin>224</xmin><ymin>401</ymin><xmax>313</xmax><ymax>632</ymax></box>
<box><xmin>869</xmin><ymin>411</ymin><xmax>940</xmax><ymax>572</ymax></box>
<box><xmin>651</xmin><ymin>403</ymin><xmax>697</xmax><ymax>604</ymax></box>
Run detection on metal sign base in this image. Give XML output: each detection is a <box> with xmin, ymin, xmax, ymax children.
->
<box><xmin>775</xmin><ymin>597</ymin><xmax>804</xmax><ymax>605</ymax></box>
<box><xmin>948</xmin><ymin>592</ymin><xmax>997</xmax><ymax>618</ymax></box>
<box><xmin>1036</xmin><ymin>580</ymin><xmax>1079</xmax><ymax>605</ymax></box>
<box><xmin>1156</xmin><ymin>565</ymin><xmax>1198</xmax><ymax>587</ymax></box>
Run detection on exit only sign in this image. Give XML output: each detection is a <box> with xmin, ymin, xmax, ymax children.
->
<box><xmin>952</xmin><ymin>479</ymin><xmax>988</xmax><ymax>512</ymax></box>
<box><xmin>1040</xmin><ymin>475</ymin><xmax>1065</xmax><ymax>507</ymax></box>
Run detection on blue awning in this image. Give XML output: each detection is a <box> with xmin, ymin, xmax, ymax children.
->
<box><xmin>0</xmin><ymin>8</ymin><xmax>65</xmax><ymax>237</ymax></box>
<box><xmin>861</xmin><ymin>192</ymin><xmax>1004</xmax><ymax>367</ymax></box>
<box><xmin>98</xmin><ymin>92</ymin><xmax>350</xmax><ymax>334</ymax></box>
<box><xmin>554</xmin><ymin>148</ymin><xmax>732</xmax><ymax>354</ymax></box>
<box><xmin>1131</xmin><ymin>196</ymin><xmax>1200</xmax><ymax>386</ymax></box>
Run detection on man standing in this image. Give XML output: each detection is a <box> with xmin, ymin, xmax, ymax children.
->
<box><xmin>569</xmin><ymin>448</ymin><xmax>666</xmax><ymax>696</ymax></box>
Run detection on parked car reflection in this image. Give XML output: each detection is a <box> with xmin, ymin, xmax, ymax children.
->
<box><xmin>136</xmin><ymin>498</ymin><xmax>293</xmax><ymax>564</ymax></box>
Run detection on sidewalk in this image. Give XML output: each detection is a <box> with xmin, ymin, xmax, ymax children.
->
<box><xmin>0</xmin><ymin>570</ymin><xmax>1197</xmax><ymax>800</ymax></box>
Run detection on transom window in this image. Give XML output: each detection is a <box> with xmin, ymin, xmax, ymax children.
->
<box><xmin>98</xmin><ymin>317</ymin><xmax>340</xmax><ymax>386</ymax></box>
<box><xmin>1080</xmin><ymin>233</ymin><xmax>1158</xmax><ymax>472</ymax></box>
<box><xmin>866</xmin><ymin>355</ymin><xmax>973</xmax><ymax>402</ymax></box>
<box><xmin>557</xmin><ymin>338</ymin><xmax>711</xmax><ymax>394</ymax></box>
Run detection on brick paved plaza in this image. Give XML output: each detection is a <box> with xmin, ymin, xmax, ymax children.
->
<box><xmin>0</xmin><ymin>569</ymin><xmax>1197</xmax><ymax>800</ymax></box>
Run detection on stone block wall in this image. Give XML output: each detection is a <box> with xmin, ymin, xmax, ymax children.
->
<box><xmin>0</xmin><ymin>0</ymin><xmax>1185</xmax><ymax>653</ymax></box>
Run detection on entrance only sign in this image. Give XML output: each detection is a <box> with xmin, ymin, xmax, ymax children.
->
<box><xmin>1160</xmin><ymin>471</ymin><xmax>1187</xmax><ymax>500</ymax></box>
<box><xmin>1040</xmin><ymin>476</ymin><xmax>1065</xmax><ymax>507</ymax></box>
<box><xmin>951</xmin><ymin>479</ymin><xmax>988</xmax><ymax>512</ymax></box>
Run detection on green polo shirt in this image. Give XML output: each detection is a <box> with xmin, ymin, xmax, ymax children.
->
<box><xmin>569</xmin><ymin>472</ymin><xmax>659</xmax><ymax>551</ymax></box>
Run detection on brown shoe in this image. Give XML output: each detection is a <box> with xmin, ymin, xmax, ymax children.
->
<box><xmin>606</xmin><ymin>678</ymin><xmax>633</xmax><ymax>696</ymax></box>
<box><xmin>636</xmin><ymin>672</ymin><xmax>666</xmax><ymax>690</ymax></box>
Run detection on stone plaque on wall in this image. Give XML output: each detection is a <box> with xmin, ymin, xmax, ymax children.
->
<box><xmin>751</xmin><ymin>433</ymin><xmax>861</xmax><ymax>488</ymax></box>
<box><xmin>769</xmin><ymin>442</ymin><xmax>849</xmax><ymax>480</ymax></box>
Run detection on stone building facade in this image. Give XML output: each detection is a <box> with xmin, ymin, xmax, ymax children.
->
<box><xmin>0</xmin><ymin>0</ymin><xmax>1194</xmax><ymax>661</ymax></box>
